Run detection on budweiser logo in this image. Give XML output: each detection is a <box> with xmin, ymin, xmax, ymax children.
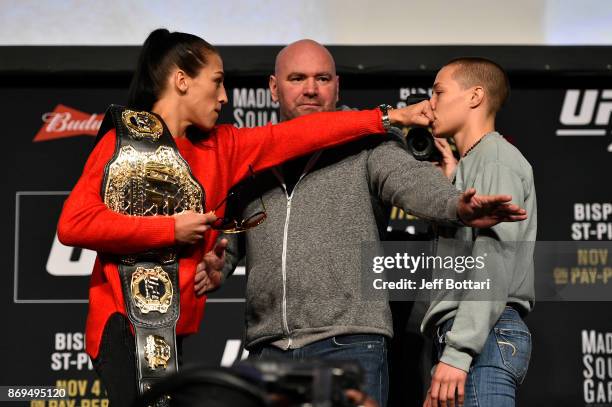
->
<box><xmin>33</xmin><ymin>104</ymin><xmax>103</xmax><ymax>142</ymax></box>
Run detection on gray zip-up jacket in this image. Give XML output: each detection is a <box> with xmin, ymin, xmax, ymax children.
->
<box><xmin>221</xmin><ymin>134</ymin><xmax>462</xmax><ymax>350</ymax></box>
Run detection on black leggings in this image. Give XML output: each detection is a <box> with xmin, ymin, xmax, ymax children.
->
<box><xmin>93</xmin><ymin>313</ymin><xmax>183</xmax><ymax>407</ymax></box>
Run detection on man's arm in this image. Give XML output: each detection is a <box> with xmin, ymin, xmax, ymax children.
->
<box><xmin>367</xmin><ymin>132</ymin><xmax>461</xmax><ymax>222</ymax></box>
<box><xmin>222</xmin><ymin>101</ymin><xmax>434</xmax><ymax>187</ymax></box>
<box><xmin>367</xmin><ymin>134</ymin><xmax>527</xmax><ymax>227</ymax></box>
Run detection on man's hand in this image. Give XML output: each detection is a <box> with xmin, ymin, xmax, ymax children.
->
<box><xmin>424</xmin><ymin>362</ymin><xmax>467</xmax><ymax>407</ymax></box>
<box><xmin>433</xmin><ymin>137</ymin><xmax>458</xmax><ymax>180</ymax></box>
<box><xmin>457</xmin><ymin>188</ymin><xmax>527</xmax><ymax>228</ymax></box>
<box><xmin>194</xmin><ymin>238</ymin><xmax>228</xmax><ymax>296</ymax></box>
<box><xmin>388</xmin><ymin>100</ymin><xmax>434</xmax><ymax>127</ymax></box>
<box><xmin>173</xmin><ymin>211</ymin><xmax>217</xmax><ymax>245</ymax></box>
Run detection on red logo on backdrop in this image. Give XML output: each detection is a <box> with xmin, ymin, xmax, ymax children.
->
<box><xmin>33</xmin><ymin>104</ymin><xmax>103</xmax><ymax>142</ymax></box>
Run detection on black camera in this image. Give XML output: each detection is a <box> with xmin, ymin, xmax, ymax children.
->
<box><xmin>135</xmin><ymin>359</ymin><xmax>365</xmax><ymax>407</ymax></box>
<box><xmin>240</xmin><ymin>358</ymin><xmax>364</xmax><ymax>407</ymax></box>
<box><xmin>405</xmin><ymin>126</ymin><xmax>442</xmax><ymax>162</ymax></box>
<box><xmin>401</xmin><ymin>96</ymin><xmax>442</xmax><ymax>162</ymax></box>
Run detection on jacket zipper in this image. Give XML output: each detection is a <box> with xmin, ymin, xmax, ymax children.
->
<box><xmin>274</xmin><ymin>152</ymin><xmax>322</xmax><ymax>350</ymax></box>
<box><xmin>281</xmin><ymin>193</ymin><xmax>293</xmax><ymax>349</ymax></box>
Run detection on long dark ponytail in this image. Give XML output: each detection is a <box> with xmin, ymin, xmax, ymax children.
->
<box><xmin>127</xmin><ymin>28</ymin><xmax>218</xmax><ymax>111</ymax></box>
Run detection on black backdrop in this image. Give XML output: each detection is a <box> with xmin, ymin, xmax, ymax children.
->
<box><xmin>2</xmin><ymin>46</ymin><xmax>612</xmax><ymax>407</ymax></box>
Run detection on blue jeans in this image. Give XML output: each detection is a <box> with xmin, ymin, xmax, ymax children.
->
<box><xmin>249</xmin><ymin>334</ymin><xmax>389</xmax><ymax>407</ymax></box>
<box><xmin>434</xmin><ymin>306</ymin><xmax>531</xmax><ymax>407</ymax></box>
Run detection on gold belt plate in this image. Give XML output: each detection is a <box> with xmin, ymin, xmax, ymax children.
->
<box><xmin>121</xmin><ymin>109</ymin><xmax>163</xmax><ymax>142</ymax></box>
<box><xmin>131</xmin><ymin>266</ymin><xmax>173</xmax><ymax>314</ymax></box>
<box><xmin>144</xmin><ymin>334</ymin><xmax>171</xmax><ymax>370</ymax></box>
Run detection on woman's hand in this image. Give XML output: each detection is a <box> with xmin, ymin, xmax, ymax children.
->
<box><xmin>173</xmin><ymin>211</ymin><xmax>218</xmax><ymax>245</ymax></box>
<box><xmin>388</xmin><ymin>100</ymin><xmax>434</xmax><ymax>127</ymax></box>
<box><xmin>433</xmin><ymin>137</ymin><xmax>458</xmax><ymax>180</ymax></box>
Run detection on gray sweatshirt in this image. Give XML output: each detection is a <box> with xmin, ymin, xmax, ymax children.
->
<box><xmin>421</xmin><ymin>132</ymin><xmax>537</xmax><ymax>372</ymax></box>
<box><xmin>222</xmin><ymin>133</ymin><xmax>462</xmax><ymax>350</ymax></box>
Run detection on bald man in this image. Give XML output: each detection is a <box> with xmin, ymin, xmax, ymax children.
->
<box><xmin>195</xmin><ymin>40</ymin><xmax>525</xmax><ymax>406</ymax></box>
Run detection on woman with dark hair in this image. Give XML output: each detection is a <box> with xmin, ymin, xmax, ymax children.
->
<box><xmin>57</xmin><ymin>28</ymin><xmax>432</xmax><ymax>406</ymax></box>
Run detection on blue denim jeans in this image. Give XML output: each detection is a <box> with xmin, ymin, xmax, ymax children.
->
<box><xmin>434</xmin><ymin>306</ymin><xmax>531</xmax><ymax>407</ymax></box>
<box><xmin>249</xmin><ymin>334</ymin><xmax>389</xmax><ymax>407</ymax></box>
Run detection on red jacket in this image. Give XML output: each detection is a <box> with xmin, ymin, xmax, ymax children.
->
<box><xmin>58</xmin><ymin>109</ymin><xmax>384</xmax><ymax>359</ymax></box>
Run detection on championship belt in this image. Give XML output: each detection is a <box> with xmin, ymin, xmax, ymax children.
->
<box><xmin>98</xmin><ymin>105</ymin><xmax>204</xmax><ymax>400</ymax></box>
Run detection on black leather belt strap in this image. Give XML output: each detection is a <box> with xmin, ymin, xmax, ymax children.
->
<box><xmin>97</xmin><ymin>105</ymin><xmax>205</xmax><ymax>404</ymax></box>
<box><xmin>119</xmin><ymin>261</ymin><xmax>180</xmax><ymax>400</ymax></box>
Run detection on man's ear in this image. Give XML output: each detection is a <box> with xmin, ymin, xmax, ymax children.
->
<box><xmin>269</xmin><ymin>75</ymin><xmax>279</xmax><ymax>102</ymax></box>
<box><xmin>173</xmin><ymin>69</ymin><xmax>189</xmax><ymax>94</ymax></box>
<box><xmin>335</xmin><ymin>75</ymin><xmax>340</xmax><ymax>103</ymax></box>
<box><xmin>469</xmin><ymin>86</ymin><xmax>485</xmax><ymax>108</ymax></box>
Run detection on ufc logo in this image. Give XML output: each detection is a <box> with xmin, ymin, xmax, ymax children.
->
<box><xmin>46</xmin><ymin>233</ymin><xmax>95</xmax><ymax>276</ymax></box>
<box><xmin>220</xmin><ymin>339</ymin><xmax>249</xmax><ymax>366</ymax></box>
<box><xmin>557</xmin><ymin>90</ymin><xmax>612</xmax><ymax>149</ymax></box>
<box><xmin>560</xmin><ymin>90</ymin><xmax>612</xmax><ymax>126</ymax></box>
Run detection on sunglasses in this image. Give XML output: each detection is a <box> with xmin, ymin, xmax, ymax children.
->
<box><xmin>210</xmin><ymin>165</ymin><xmax>267</xmax><ymax>234</ymax></box>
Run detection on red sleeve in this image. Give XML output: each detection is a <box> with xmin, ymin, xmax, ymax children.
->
<box><xmin>218</xmin><ymin>109</ymin><xmax>384</xmax><ymax>185</ymax></box>
<box><xmin>57</xmin><ymin>130</ymin><xmax>176</xmax><ymax>254</ymax></box>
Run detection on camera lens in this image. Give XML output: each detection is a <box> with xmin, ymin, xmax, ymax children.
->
<box><xmin>406</xmin><ymin>127</ymin><xmax>436</xmax><ymax>161</ymax></box>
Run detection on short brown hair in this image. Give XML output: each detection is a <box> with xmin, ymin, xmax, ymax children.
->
<box><xmin>446</xmin><ymin>57</ymin><xmax>510</xmax><ymax>114</ymax></box>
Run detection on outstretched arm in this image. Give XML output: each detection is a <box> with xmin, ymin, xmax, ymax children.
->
<box><xmin>223</xmin><ymin>101</ymin><xmax>434</xmax><ymax>186</ymax></box>
<box><xmin>434</xmin><ymin>137</ymin><xmax>527</xmax><ymax>228</ymax></box>
<box><xmin>431</xmin><ymin>137</ymin><xmax>528</xmax><ymax>227</ymax></box>
<box><xmin>368</xmin><ymin>136</ymin><xmax>527</xmax><ymax>226</ymax></box>
<box><xmin>457</xmin><ymin>188</ymin><xmax>527</xmax><ymax>228</ymax></box>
